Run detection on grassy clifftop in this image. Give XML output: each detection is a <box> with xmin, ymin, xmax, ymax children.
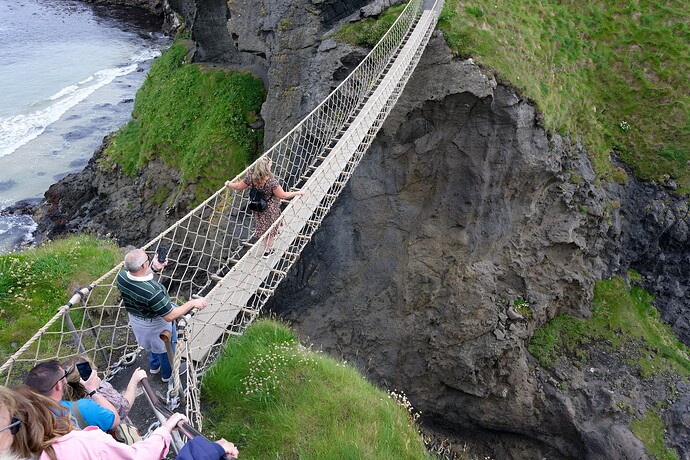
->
<box><xmin>203</xmin><ymin>319</ymin><xmax>431</xmax><ymax>459</ymax></box>
<box><xmin>105</xmin><ymin>43</ymin><xmax>265</xmax><ymax>203</ymax></box>
<box><xmin>338</xmin><ymin>1</ymin><xmax>689</xmax><ymax>193</ymax></box>
<box><xmin>438</xmin><ymin>0</ymin><xmax>689</xmax><ymax>193</ymax></box>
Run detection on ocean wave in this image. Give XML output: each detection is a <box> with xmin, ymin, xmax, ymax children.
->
<box><xmin>129</xmin><ymin>47</ymin><xmax>161</xmax><ymax>64</ymax></box>
<box><xmin>0</xmin><ymin>214</ymin><xmax>37</xmax><ymax>254</ymax></box>
<box><xmin>0</xmin><ymin>62</ymin><xmax>140</xmax><ymax>158</ymax></box>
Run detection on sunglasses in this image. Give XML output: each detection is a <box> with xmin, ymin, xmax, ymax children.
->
<box><xmin>142</xmin><ymin>253</ymin><xmax>154</xmax><ymax>269</ymax></box>
<box><xmin>46</xmin><ymin>367</ymin><xmax>71</xmax><ymax>392</ymax></box>
<box><xmin>0</xmin><ymin>417</ymin><xmax>21</xmax><ymax>435</ymax></box>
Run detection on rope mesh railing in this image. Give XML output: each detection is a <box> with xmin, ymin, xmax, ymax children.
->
<box><xmin>0</xmin><ymin>0</ymin><xmax>444</xmax><ymax>431</ymax></box>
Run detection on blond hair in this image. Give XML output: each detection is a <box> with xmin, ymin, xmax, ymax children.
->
<box><xmin>0</xmin><ymin>385</ymin><xmax>73</xmax><ymax>460</ymax></box>
<box><xmin>252</xmin><ymin>157</ymin><xmax>273</xmax><ymax>185</ymax></box>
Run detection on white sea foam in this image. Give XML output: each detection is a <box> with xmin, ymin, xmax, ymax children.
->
<box><xmin>0</xmin><ymin>62</ymin><xmax>140</xmax><ymax>158</ymax></box>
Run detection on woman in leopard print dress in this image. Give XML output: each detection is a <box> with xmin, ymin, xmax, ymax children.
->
<box><xmin>225</xmin><ymin>157</ymin><xmax>304</xmax><ymax>257</ymax></box>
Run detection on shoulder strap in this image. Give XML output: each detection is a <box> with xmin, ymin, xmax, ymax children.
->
<box><xmin>71</xmin><ymin>400</ymin><xmax>88</xmax><ymax>429</ymax></box>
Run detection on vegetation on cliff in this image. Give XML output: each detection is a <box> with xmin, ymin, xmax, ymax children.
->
<box><xmin>529</xmin><ymin>276</ymin><xmax>690</xmax><ymax>377</ymax></box>
<box><xmin>437</xmin><ymin>0</ymin><xmax>689</xmax><ymax>193</ymax></box>
<box><xmin>335</xmin><ymin>3</ymin><xmax>407</xmax><ymax>47</ymax></box>
<box><xmin>105</xmin><ymin>42</ymin><xmax>265</xmax><ymax>203</ymax></box>
<box><xmin>0</xmin><ymin>236</ymin><xmax>121</xmax><ymax>362</ymax></box>
<box><xmin>528</xmin><ymin>276</ymin><xmax>689</xmax><ymax>459</ymax></box>
<box><xmin>203</xmin><ymin>319</ymin><xmax>431</xmax><ymax>459</ymax></box>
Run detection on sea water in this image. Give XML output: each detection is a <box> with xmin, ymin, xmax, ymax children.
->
<box><xmin>0</xmin><ymin>0</ymin><xmax>170</xmax><ymax>252</ymax></box>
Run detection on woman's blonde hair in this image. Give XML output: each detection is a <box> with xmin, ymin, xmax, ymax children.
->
<box><xmin>61</xmin><ymin>355</ymin><xmax>96</xmax><ymax>401</ymax></box>
<box><xmin>0</xmin><ymin>385</ymin><xmax>73</xmax><ymax>460</ymax></box>
<box><xmin>252</xmin><ymin>157</ymin><xmax>273</xmax><ymax>185</ymax></box>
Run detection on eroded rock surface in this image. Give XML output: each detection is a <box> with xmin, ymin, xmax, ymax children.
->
<box><xmin>267</xmin><ymin>33</ymin><xmax>690</xmax><ymax>459</ymax></box>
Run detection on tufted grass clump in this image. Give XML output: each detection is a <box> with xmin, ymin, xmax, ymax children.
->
<box><xmin>202</xmin><ymin>319</ymin><xmax>431</xmax><ymax>459</ymax></box>
<box><xmin>438</xmin><ymin>0</ymin><xmax>690</xmax><ymax>193</ymax></box>
<box><xmin>0</xmin><ymin>235</ymin><xmax>121</xmax><ymax>362</ymax></box>
<box><xmin>105</xmin><ymin>42</ymin><xmax>265</xmax><ymax>205</ymax></box>
<box><xmin>335</xmin><ymin>3</ymin><xmax>407</xmax><ymax>48</ymax></box>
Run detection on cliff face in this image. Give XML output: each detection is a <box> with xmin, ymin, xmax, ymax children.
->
<box><xmin>33</xmin><ymin>136</ymin><xmax>197</xmax><ymax>245</ymax></box>
<box><xmin>36</xmin><ymin>1</ymin><xmax>690</xmax><ymax>458</ymax></box>
<box><xmin>265</xmin><ymin>34</ymin><xmax>663</xmax><ymax>458</ymax></box>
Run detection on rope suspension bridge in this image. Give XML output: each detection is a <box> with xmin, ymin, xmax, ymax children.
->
<box><xmin>1</xmin><ymin>0</ymin><xmax>443</xmax><ymax>444</ymax></box>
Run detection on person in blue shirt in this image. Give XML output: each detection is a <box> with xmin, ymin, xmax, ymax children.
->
<box><xmin>24</xmin><ymin>360</ymin><xmax>120</xmax><ymax>431</ymax></box>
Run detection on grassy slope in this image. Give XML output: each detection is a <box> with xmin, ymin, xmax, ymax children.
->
<box><xmin>203</xmin><ymin>319</ymin><xmax>431</xmax><ymax>460</ymax></box>
<box><xmin>0</xmin><ymin>236</ymin><xmax>121</xmax><ymax>362</ymax></box>
<box><xmin>105</xmin><ymin>43</ymin><xmax>266</xmax><ymax>204</ymax></box>
<box><xmin>437</xmin><ymin>0</ymin><xmax>689</xmax><ymax>193</ymax></box>
<box><xmin>528</xmin><ymin>276</ymin><xmax>688</xmax><ymax>459</ymax></box>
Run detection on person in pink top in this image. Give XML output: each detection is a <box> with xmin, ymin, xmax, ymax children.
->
<box><xmin>0</xmin><ymin>385</ymin><xmax>185</xmax><ymax>460</ymax></box>
<box><xmin>40</xmin><ymin>417</ymin><xmax>184</xmax><ymax>460</ymax></box>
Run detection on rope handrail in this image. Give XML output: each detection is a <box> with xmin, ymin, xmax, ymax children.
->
<box><xmin>0</xmin><ymin>0</ymin><xmax>445</xmax><ymax>434</ymax></box>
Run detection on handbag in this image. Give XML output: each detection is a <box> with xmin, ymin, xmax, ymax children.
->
<box><xmin>111</xmin><ymin>423</ymin><xmax>142</xmax><ymax>445</ymax></box>
<box><xmin>248</xmin><ymin>185</ymin><xmax>268</xmax><ymax>212</ymax></box>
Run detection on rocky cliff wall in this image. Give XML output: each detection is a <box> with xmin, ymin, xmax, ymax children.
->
<box><xmin>33</xmin><ymin>135</ymin><xmax>197</xmax><ymax>245</ymax></box>
<box><xmin>265</xmin><ymin>33</ymin><xmax>690</xmax><ymax>458</ymax></box>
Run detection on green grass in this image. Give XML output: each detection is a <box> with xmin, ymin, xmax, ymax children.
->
<box><xmin>630</xmin><ymin>411</ymin><xmax>679</xmax><ymax>460</ymax></box>
<box><xmin>437</xmin><ymin>0</ymin><xmax>690</xmax><ymax>193</ymax></box>
<box><xmin>202</xmin><ymin>319</ymin><xmax>431</xmax><ymax>460</ymax></box>
<box><xmin>529</xmin><ymin>277</ymin><xmax>690</xmax><ymax>458</ymax></box>
<box><xmin>335</xmin><ymin>3</ymin><xmax>408</xmax><ymax>48</ymax></box>
<box><xmin>105</xmin><ymin>43</ymin><xmax>265</xmax><ymax>204</ymax></box>
<box><xmin>529</xmin><ymin>277</ymin><xmax>690</xmax><ymax>376</ymax></box>
<box><xmin>0</xmin><ymin>236</ymin><xmax>121</xmax><ymax>362</ymax></box>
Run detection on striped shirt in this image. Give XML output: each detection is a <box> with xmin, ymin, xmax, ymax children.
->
<box><xmin>116</xmin><ymin>269</ymin><xmax>174</xmax><ymax>318</ymax></box>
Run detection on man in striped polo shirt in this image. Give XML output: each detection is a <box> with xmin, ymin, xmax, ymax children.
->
<box><xmin>117</xmin><ymin>248</ymin><xmax>207</xmax><ymax>382</ymax></box>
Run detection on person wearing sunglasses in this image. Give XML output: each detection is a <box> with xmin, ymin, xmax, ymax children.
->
<box><xmin>1</xmin><ymin>385</ymin><xmax>189</xmax><ymax>460</ymax></box>
<box><xmin>0</xmin><ymin>388</ymin><xmax>21</xmax><ymax>457</ymax></box>
<box><xmin>24</xmin><ymin>360</ymin><xmax>120</xmax><ymax>432</ymax></box>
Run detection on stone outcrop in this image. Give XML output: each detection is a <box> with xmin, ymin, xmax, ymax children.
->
<box><xmin>33</xmin><ymin>136</ymin><xmax>196</xmax><ymax>246</ymax></box>
<box><xmin>170</xmin><ymin>0</ymin><xmax>394</xmax><ymax>146</ymax></box>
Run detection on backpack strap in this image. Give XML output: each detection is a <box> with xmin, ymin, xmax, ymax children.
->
<box><xmin>71</xmin><ymin>400</ymin><xmax>88</xmax><ymax>429</ymax></box>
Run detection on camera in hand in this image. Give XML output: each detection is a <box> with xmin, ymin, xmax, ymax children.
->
<box><xmin>156</xmin><ymin>246</ymin><xmax>169</xmax><ymax>264</ymax></box>
<box><xmin>76</xmin><ymin>361</ymin><xmax>92</xmax><ymax>381</ymax></box>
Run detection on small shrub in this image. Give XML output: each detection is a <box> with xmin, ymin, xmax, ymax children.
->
<box><xmin>630</xmin><ymin>411</ymin><xmax>679</xmax><ymax>460</ymax></box>
<box><xmin>465</xmin><ymin>6</ymin><xmax>483</xmax><ymax>19</ymax></box>
<box><xmin>611</xmin><ymin>167</ymin><xmax>629</xmax><ymax>185</ymax></box>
